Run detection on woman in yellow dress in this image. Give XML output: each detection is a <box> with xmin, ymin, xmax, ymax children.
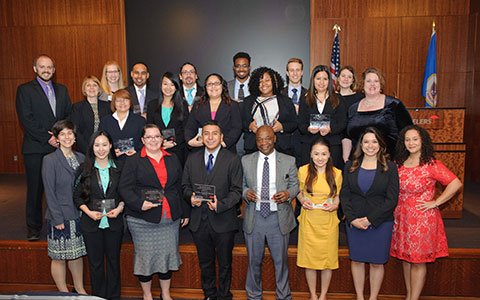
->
<box><xmin>297</xmin><ymin>136</ymin><xmax>342</xmax><ymax>300</ymax></box>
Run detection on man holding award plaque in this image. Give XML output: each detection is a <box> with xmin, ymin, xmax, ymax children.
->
<box><xmin>241</xmin><ymin>125</ymin><xmax>299</xmax><ymax>300</ymax></box>
<box><xmin>182</xmin><ymin>120</ymin><xmax>242</xmax><ymax>300</ymax></box>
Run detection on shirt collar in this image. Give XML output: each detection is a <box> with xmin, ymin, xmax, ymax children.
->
<box><xmin>112</xmin><ymin>110</ymin><xmax>129</xmax><ymax>121</ymax></box>
<box><xmin>204</xmin><ymin>145</ymin><xmax>221</xmax><ymax>158</ymax></box>
<box><xmin>259</xmin><ymin>149</ymin><xmax>276</xmax><ymax>161</ymax></box>
<box><xmin>94</xmin><ymin>159</ymin><xmax>115</xmax><ymax>169</ymax></box>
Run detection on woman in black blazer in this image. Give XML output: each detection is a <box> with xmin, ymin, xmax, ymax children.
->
<box><xmin>185</xmin><ymin>73</ymin><xmax>242</xmax><ymax>153</ymax></box>
<box><xmin>298</xmin><ymin>65</ymin><xmax>347</xmax><ymax>169</ymax></box>
<box><xmin>119</xmin><ymin>124</ymin><xmax>190</xmax><ymax>300</ymax></box>
<box><xmin>71</xmin><ymin>76</ymin><xmax>111</xmax><ymax>154</ymax></box>
<box><xmin>147</xmin><ymin>72</ymin><xmax>189</xmax><ymax>166</ymax></box>
<box><xmin>99</xmin><ymin>89</ymin><xmax>146</xmax><ymax>161</ymax></box>
<box><xmin>340</xmin><ymin>126</ymin><xmax>399</xmax><ymax>300</ymax></box>
<box><xmin>73</xmin><ymin>130</ymin><xmax>124</xmax><ymax>300</ymax></box>
<box><xmin>242</xmin><ymin>67</ymin><xmax>297</xmax><ymax>155</ymax></box>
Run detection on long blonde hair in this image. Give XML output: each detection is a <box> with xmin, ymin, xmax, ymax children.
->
<box><xmin>100</xmin><ymin>61</ymin><xmax>125</xmax><ymax>95</ymax></box>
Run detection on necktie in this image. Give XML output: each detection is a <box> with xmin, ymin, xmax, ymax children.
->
<box><xmin>46</xmin><ymin>85</ymin><xmax>56</xmax><ymax>116</ymax></box>
<box><xmin>292</xmin><ymin>88</ymin><xmax>298</xmax><ymax>105</ymax></box>
<box><xmin>260</xmin><ymin>157</ymin><xmax>271</xmax><ymax>218</ymax></box>
<box><xmin>238</xmin><ymin>84</ymin><xmax>245</xmax><ymax>101</ymax></box>
<box><xmin>206</xmin><ymin>154</ymin><xmax>214</xmax><ymax>175</ymax></box>
<box><xmin>139</xmin><ymin>89</ymin><xmax>145</xmax><ymax>113</ymax></box>
<box><xmin>186</xmin><ymin>88</ymin><xmax>194</xmax><ymax>106</ymax></box>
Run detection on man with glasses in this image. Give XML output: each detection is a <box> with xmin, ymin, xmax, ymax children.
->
<box><xmin>179</xmin><ymin>62</ymin><xmax>204</xmax><ymax>111</ymax></box>
<box><xmin>126</xmin><ymin>62</ymin><xmax>157</xmax><ymax>118</ymax></box>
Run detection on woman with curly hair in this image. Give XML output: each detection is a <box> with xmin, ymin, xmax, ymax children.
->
<box><xmin>390</xmin><ymin>125</ymin><xmax>462</xmax><ymax>300</ymax></box>
<box><xmin>298</xmin><ymin>65</ymin><xmax>347</xmax><ymax>169</ymax></box>
<box><xmin>242</xmin><ymin>67</ymin><xmax>297</xmax><ymax>154</ymax></box>
<box><xmin>185</xmin><ymin>73</ymin><xmax>242</xmax><ymax>153</ymax></box>
<box><xmin>340</xmin><ymin>126</ymin><xmax>399</xmax><ymax>300</ymax></box>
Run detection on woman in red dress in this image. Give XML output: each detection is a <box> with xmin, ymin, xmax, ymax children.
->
<box><xmin>390</xmin><ymin>125</ymin><xmax>462</xmax><ymax>300</ymax></box>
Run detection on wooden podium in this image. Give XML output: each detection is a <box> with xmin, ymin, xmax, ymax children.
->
<box><xmin>408</xmin><ymin>108</ymin><xmax>465</xmax><ymax>218</ymax></box>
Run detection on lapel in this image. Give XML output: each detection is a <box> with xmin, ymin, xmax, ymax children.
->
<box><xmin>196</xmin><ymin>148</ymin><xmax>209</xmax><ymax>183</ymax></box>
<box><xmin>214</xmin><ymin>101</ymin><xmax>226</xmax><ymax>121</ymax></box>
<box><xmin>206</xmin><ymin>148</ymin><xmax>224</xmax><ymax>183</ymax></box>
<box><xmin>54</xmin><ymin>148</ymin><xmax>75</xmax><ymax>177</ymax></box>
<box><xmin>248</xmin><ymin>152</ymin><xmax>259</xmax><ymax>188</ymax></box>
<box><xmin>142</xmin><ymin>154</ymin><xmax>164</xmax><ymax>188</ymax></box>
<box><xmin>130</xmin><ymin>86</ymin><xmax>140</xmax><ymax>107</ymax></box>
<box><xmin>33</xmin><ymin>79</ymin><xmax>56</xmax><ymax>118</ymax></box>
<box><xmin>350</xmin><ymin>158</ymin><xmax>381</xmax><ymax>196</ymax></box>
<box><xmin>275</xmin><ymin>151</ymin><xmax>284</xmax><ymax>187</ymax></box>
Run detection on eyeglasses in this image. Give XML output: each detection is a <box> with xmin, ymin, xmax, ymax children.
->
<box><xmin>116</xmin><ymin>98</ymin><xmax>129</xmax><ymax>103</ymax></box>
<box><xmin>182</xmin><ymin>70</ymin><xmax>196</xmax><ymax>75</ymax></box>
<box><xmin>206</xmin><ymin>82</ymin><xmax>222</xmax><ymax>87</ymax></box>
<box><xmin>144</xmin><ymin>135</ymin><xmax>162</xmax><ymax>141</ymax></box>
<box><xmin>234</xmin><ymin>64</ymin><xmax>249</xmax><ymax>69</ymax></box>
<box><xmin>106</xmin><ymin>70</ymin><xmax>120</xmax><ymax>74</ymax></box>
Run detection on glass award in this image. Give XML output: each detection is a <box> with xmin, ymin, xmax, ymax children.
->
<box><xmin>114</xmin><ymin>138</ymin><xmax>135</xmax><ymax>153</ymax></box>
<box><xmin>133</xmin><ymin>104</ymin><xmax>142</xmax><ymax>114</ymax></box>
<box><xmin>94</xmin><ymin>198</ymin><xmax>116</xmax><ymax>213</ymax></box>
<box><xmin>310</xmin><ymin>114</ymin><xmax>331</xmax><ymax>129</ymax></box>
<box><xmin>162</xmin><ymin>128</ymin><xmax>175</xmax><ymax>142</ymax></box>
<box><xmin>304</xmin><ymin>193</ymin><xmax>332</xmax><ymax>210</ymax></box>
<box><xmin>142</xmin><ymin>189</ymin><xmax>164</xmax><ymax>204</ymax></box>
<box><xmin>194</xmin><ymin>184</ymin><xmax>216</xmax><ymax>202</ymax></box>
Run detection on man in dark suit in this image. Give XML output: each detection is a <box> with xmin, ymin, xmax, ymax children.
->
<box><xmin>15</xmin><ymin>54</ymin><xmax>72</xmax><ymax>240</ymax></box>
<box><xmin>281</xmin><ymin>58</ymin><xmax>308</xmax><ymax>167</ymax></box>
<box><xmin>179</xmin><ymin>62</ymin><xmax>204</xmax><ymax>111</ymax></box>
<box><xmin>182</xmin><ymin>120</ymin><xmax>242</xmax><ymax>300</ymax></box>
<box><xmin>125</xmin><ymin>62</ymin><xmax>157</xmax><ymax>118</ymax></box>
<box><xmin>242</xmin><ymin>125</ymin><xmax>298</xmax><ymax>300</ymax></box>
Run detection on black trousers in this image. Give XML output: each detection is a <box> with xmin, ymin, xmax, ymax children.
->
<box><xmin>24</xmin><ymin>153</ymin><xmax>47</xmax><ymax>231</ymax></box>
<box><xmin>83</xmin><ymin>227</ymin><xmax>123</xmax><ymax>300</ymax></box>
<box><xmin>191</xmin><ymin>221</ymin><xmax>235</xmax><ymax>300</ymax></box>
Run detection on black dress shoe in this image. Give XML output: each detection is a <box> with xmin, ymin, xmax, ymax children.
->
<box><xmin>27</xmin><ymin>228</ymin><xmax>40</xmax><ymax>241</ymax></box>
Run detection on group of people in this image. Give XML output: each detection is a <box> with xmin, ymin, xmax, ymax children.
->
<box><xmin>15</xmin><ymin>53</ymin><xmax>462</xmax><ymax>300</ymax></box>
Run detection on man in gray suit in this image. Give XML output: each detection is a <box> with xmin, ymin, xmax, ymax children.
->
<box><xmin>241</xmin><ymin>125</ymin><xmax>299</xmax><ymax>300</ymax></box>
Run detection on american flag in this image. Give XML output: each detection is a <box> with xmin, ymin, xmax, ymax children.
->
<box><xmin>330</xmin><ymin>32</ymin><xmax>340</xmax><ymax>89</ymax></box>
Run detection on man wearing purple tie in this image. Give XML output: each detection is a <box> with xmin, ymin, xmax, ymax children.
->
<box><xmin>241</xmin><ymin>125</ymin><xmax>299</xmax><ymax>300</ymax></box>
<box><xmin>125</xmin><ymin>62</ymin><xmax>158</xmax><ymax>118</ymax></box>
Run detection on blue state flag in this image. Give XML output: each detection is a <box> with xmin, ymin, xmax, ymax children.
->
<box><xmin>422</xmin><ymin>29</ymin><xmax>437</xmax><ymax>107</ymax></box>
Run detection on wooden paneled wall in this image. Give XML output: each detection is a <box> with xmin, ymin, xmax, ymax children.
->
<box><xmin>0</xmin><ymin>0</ymin><xmax>127</xmax><ymax>173</ymax></box>
<box><xmin>310</xmin><ymin>0</ymin><xmax>479</xmax><ymax>182</ymax></box>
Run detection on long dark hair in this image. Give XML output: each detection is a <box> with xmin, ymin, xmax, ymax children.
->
<box><xmin>78</xmin><ymin>131</ymin><xmax>117</xmax><ymax>201</ymax></box>
<box><xmin>198</xmin><ymin>73</ymin><xmax>232</xmax><ymax>106</ymax></box>
<box><xmin>156</xmin><ymin>72</ymin><xmax>186</xmax><ymax>121</ymax></box>
<box><xmin>305</xmin><ymin>65</ymin><xmax>339</xmax><ymax>109</ymax></box>
<box><xmin>305</xmin><ymin>136</ymin><xmax>337</xmax><ymax>198</ymax></box>
<box><xmin>395</xmin><ymin>125</ymin><xmax>435</xmax><ymax>167</ymax></box>
<box><xmin>349</xmin><ymin>126</ymin><xmax>389</xmax><ymax>172</ymax></box>
<box><xmin>248</xmin><ymin>67</ymin><xmax>285</xmax><ymax>97</ymax></box>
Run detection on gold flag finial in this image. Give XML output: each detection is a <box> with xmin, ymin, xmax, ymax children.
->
<box><xmin>432</xmin><ymin>21</ymin><xmax>435</xmax><ymax>33</ymax></box>
<box><xmin>332</xmin><ymin>24</ymin><xmax>341</xmax><ymax>34</ymax></box>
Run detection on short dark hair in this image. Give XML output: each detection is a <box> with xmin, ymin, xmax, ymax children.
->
<box><xmin>131</xmin><ymin>62</ymin><xmax>149</xmax><ymax>71</ymax></box>
<box><xmin>233</xmin><ymin>52</ymin><xmax>251</xmax><ymax>64</ymax></box>
<box><xmin>141</xmin><ymin>124</ymin><xmax>162</xmax><ymax>138</ymax></box>
<box><xmin>179</xmin><ymin>62</ymin><xmax>197</xmax><ymax>74</ymax></box>
<box><xmin>51</xmin><ymin>120</ymin><xmax>76</xmax><ymax>138</ymax></box>
<box><xmin>202</xmin><ymin>120</ymin><xmax>222</xmax><ymax>133</ymax></box>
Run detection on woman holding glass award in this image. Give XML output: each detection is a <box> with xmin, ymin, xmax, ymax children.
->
<box><xmin>146</xmin><ymin>72</ymin><xmax>189</xmax><ymax>166</ymax></box>
<box><xmin>73</xmin><ymin>130</ymin><xmax>124</xmax><ymax>300</ymax></box>
<box><xmin>298</xmin><ymin>65</ymin><xmax>347</xmax><ymax>169</ymax></box>
<box><xmin>119</xmin><ymin>124</ymin><xmax>190</xmax><ymax>300</ymax></box>
<box><xmin>242</xmin><ymin>67</ymin><xmax>297</xmax><ymax>155</ymax></box>
<box><xmin>296</xmin><ymin>136</ymin><xmax>342</xmax><ymax>300</ymax></box>
<box><xmin>99</xmin><ymin>88</ymin><xmax>146</xmax><ymax>161</ymax></box>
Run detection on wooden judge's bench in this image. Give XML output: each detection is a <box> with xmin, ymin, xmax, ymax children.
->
<box><xmin>408</xmin><ymin>108</ymin><xmax>465</xmax><ymax>218</ymax></box>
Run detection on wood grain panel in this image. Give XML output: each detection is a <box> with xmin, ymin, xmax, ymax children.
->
<box><xmin>408</xmin><ymin>109</ymin><xmax>465</xmax><ymax>143</ymax></box>
<box><xmin>436</xmin><ymin>152</ymin><xmax>465</xmax><ymax>218</ymax></box>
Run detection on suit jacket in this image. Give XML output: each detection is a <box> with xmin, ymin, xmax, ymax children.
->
<box><xmin>146</xmin><ymin>99</ymin><xmax>190</xmax><ymax>165</ymax></box>
<box><xmin>42</xmin><ymin>149</ymin><xmax>85</xmax><ymax>226</ymax></box>
<box><xmin>280</xmin><ymin>86</ymin><xmax>307</xmax><ymax>113</ymax></box>
<box><xmin>98</xmin><ymin>112</ymin><xmax>146</xmax><ymax>159</ymax></box>
<box><xmin>297</xmin><ymin>95</ymin><xmax>347</xmax><ymax>146</ymax></box>
<box><xmin>180</xmin><ymin>84</ymin><xmax>205</xmax><ymax>108</ymax></box>
<box><xmin>73</xmin><ymin>160</ymin><xmax>124</xmax><ymax>232</ymax></box>
<box><xmin>125</xmin><ymin>85</ymin><xmax>158</xmax><ymax>114</ymax></box>
<box><xmin>16</xmin><ymin>79</ymin><xmax>72</xmax><ymax>154</ymax></box>
<box><xmin>227</xmin><ymin>79</ymin><xmax>235</xmax><ymax>99</ymax></box>
<box><xmin>71</xmin><ymin>99</ymin><xmax>112</xmax><ymax>154</ymax></box>
<box><xmin>242</xmin><ymin>94</ymin><xmax>297</xmax><ymax>154</ymax></box>
<box><xmin>119</xmin><ymin>151</ymin><xmax>189</xmax><ymax>223</ymax></box>
<box><xmin>185</xmin><ymin>101</ymin><xmax>242</xmax><ymax>152</ymax></box>
<box><xmin>242</xmin><ymin>151</ymin><xmax>299</xmax><ymax>235</ymax></box>
<box><xmin>340</xmin><ymin>160</ymin><xmax>399</xmax><ymax>227</ymax></box>
<box><xmin>182</xmin><ymin>147</ymin><xmax>242</xmax><ymax>233</ymax></box>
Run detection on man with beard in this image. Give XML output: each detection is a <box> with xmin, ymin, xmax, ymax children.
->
<box><xmin>179</xmin><ymin>62</ymin><xmax>204</xmax><ymax>111</ymax></box>
<box><xmin>126</xmin><ymin>62</ymin><xmax>158</xmax><ymax>118</ymax></box>
<box><xmin>16</xmin><ymin>54</ymin><xmax>72</xmax><ymax>241</ymax></box>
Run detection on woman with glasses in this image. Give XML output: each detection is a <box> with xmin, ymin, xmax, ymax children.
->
<box><xmin>99</xmin><ymin>89</ymin><xmax>146</xmax><ymax>161</ymax></box>
<box><xmin>99</xmin><ymin>61</ymin><xmax>125</xmax><ymax>102</ymax></box>
<box><xmin>185</xmin><ymin>73</ymin><xmax>242</xmax><ymax>153</ymax></box>
<box><xmin>119</xmin><ymin>124</ymin><xmax>190</xmax><ymax>300</ymax></box>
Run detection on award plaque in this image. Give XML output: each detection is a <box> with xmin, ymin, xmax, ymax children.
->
<box><xmin>310</xmin><ymin>114</ymin><xmax>331</xmax><ymax>129</ymax></box>
<box><xmin>133</xmin><ymin>104</ymin><xmax>142</xmax><ymax>115</ymax></box>
<box><xmin>115</xmin><ymin>138</ymin><xmax>135</xmax><ymax>153</ymax></box>
<box><xmin>94</xmin><ymin>198</ymin><xmax>116</xmax><ymax>212</ymax></box>
<box><xmin>162</xmin><ymin>128</ymin><xmax>176</xmax><ymax>142</ymax></box>
<box><xmin>142</xmin><ymin>189</ymin><xmax>164</xmax><ymax>204</ymax></box>
<box><xmin>304</xmin><ymin>193</ymin><xmax>332</xmax><ymax>210</ymax></box>
<box><xmin>194</xmin><ymin>184</ymin><xmax>215</xmax><ymax>202</ymax></box>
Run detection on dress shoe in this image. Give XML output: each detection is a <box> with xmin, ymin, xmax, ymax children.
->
<box><xmin>27</xmin><ymin>228</ymin><xmax>40</xmax><ymax>241</ymax></box>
